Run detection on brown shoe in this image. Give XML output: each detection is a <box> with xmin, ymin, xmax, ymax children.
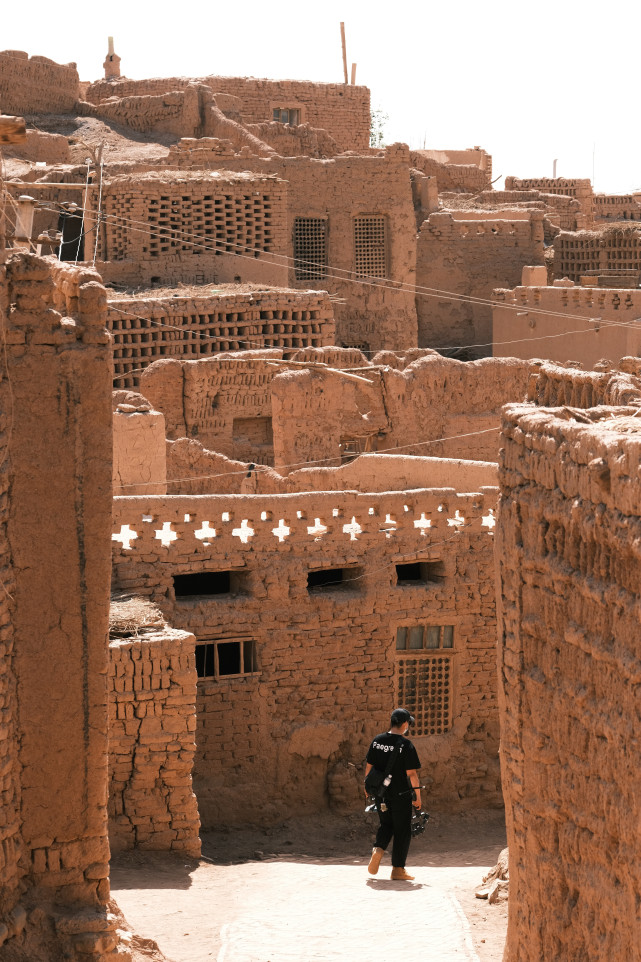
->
<box><xmin>391</xmin><ymin>867</ymin><xmax>415</xmax><ymax>880</ymax></box>
<box><xmin>368</xmin><ymin>847</ymin><xmax>384</xmax><ymax>875</ymax></box>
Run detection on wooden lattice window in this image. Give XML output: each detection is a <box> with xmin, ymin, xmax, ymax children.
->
<box><xmin>273</xmin><ymin>107</ymin><xmax>300</xmax><ymax>125</ymax></box>
<box><xmin>293</xmin><ymin>217</ymin><xmax>327</xmax><ymax>280</ymax></box>
<box><xmin>396</xmin><ymin>654</ymin><xmax>453</xmax><ymax>736</ymax></box>
<box><xmin>196</xmin><ymin>640</ymin><xmax>258</xmax><ymax>680</ymax></box>
<box><xmin>354</xmin><ymin>215</ymin><xmax>387</xmax><ymax>278</ymax></box>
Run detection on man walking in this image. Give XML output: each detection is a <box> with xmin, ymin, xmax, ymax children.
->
<box><xmin>364</xmin><ymin>707</ymin><xmax>422</xmax><ymax>880</ymax></box>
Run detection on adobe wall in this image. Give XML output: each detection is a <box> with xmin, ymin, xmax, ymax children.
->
<box><xmin>505</xmin><ymin>176</ymin><xmax>594</xmax><ymax>223</ymax></box>
<box><xmin>108</xmin><ymin>626</ymin><xmax>201</xmax><ymax>857</ymax></box>
<box><xmin>86</xmin><ymin>75</ymin><xmax>371</xmax><ymax>152</ymax></box>
<box><xmin>112</xmin><ymin>485</ymin><xmax>500</xmax><ymax>826</ymax></box>
<box><xmin>0</xmin><ymin>51</ymin><xmax>79</xmax><ymax>115</ymax></box>
<box><xmin>3</xmin><ymin>129</ymin><xmax>71</xmax><ymax>164</ymax></box>
<box><xmin>108</xmin><ymin>287</ymin><xmax>336</xmax><ymax>388</ymax></box>
<box><xmin>96</xmin><ymin>170</ymin><xmax>289</xmax><ymax>289</ymax></box>
<box><xmin>113</xmin><ymin>395</ymin><xmax>167</xmax><ymax>496</ymax></box>
<box><xmin>415</xmin><ymin>210</ymin><xmax>545</xmax><ymax>353</ymax></box>
<box><xmin>83</xmin><ymin>83</ymin><xmax>206</xmax><ymax>139</ymax></box>
<box><xmin>0</xmin><ymin>253</ymin><xmax>116</xmax><ymax>959</ymax></box>
<box><xmin>497</xmin><ymin>401</ymin><xmax>641</xmax><ymax>962</ymax></box>
<box><xmin>173</xmin><ymin>145</ymin><xmax>419</xmax><ymax>352</ymax></box>
<box><xmin>138</xmin><ymin>352</ymin><xmax>532</xmax><ymax>472</ymax></box>
<box><xmin>553</xmin><ymin>227</ymin><xmax>641</xmax><ymax>282</ymax></box>
<box><xmin>593</xmin><ymin>193</ymin><xmax>641</xmax><ymax>222</ymax></box>
<box><xmin>410</xmin><ymin>151</ymin><xmax>488</xmax><ymax>193</ymax></box>
<box><xmin>493</xmin><ymin>284</ymin><xmax>641</xmax><ymax>367</ymax></box>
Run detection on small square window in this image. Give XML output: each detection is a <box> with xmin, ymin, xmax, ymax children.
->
<box><xmin>395</xmin><ymin>624</ymin><xmax>455</xmax><ymax>652</ymax></box>
<box><xmin>396</xmin><ymin>561</ymin><xmax>445</xmax><ymax>585</ymax></box>
<box><xmin>173</xmin><ymin>570</ymin><xmax>245</xmax><ymax>598</ymax></box>
<box><xmin>196</xmin><ymin>640</ymin><xmax>259</xmax><ymax>680</ymax></box>
<box><xmin>307</xmin><ymin>567</ymin><xmax>360</xmax><ymax>592</ymax></box>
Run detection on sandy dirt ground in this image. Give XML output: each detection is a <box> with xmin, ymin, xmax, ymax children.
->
<box><xmin>111</xmin><ymin>808</ymin><xmax>507</xmax><ymax>962</ymax></box>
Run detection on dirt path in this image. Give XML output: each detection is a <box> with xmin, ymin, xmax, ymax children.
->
<box><xmin>111</xmin><ymin>809</ymin><xmax>507</xmax><ymax>962</ymax></box>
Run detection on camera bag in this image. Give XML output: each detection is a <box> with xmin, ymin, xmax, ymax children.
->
<box><xmin>364</xmin><ymin>739</ymin><xmax>403</xmax><ymax>801</ymax></box>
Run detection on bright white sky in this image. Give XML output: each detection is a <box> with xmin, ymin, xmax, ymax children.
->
<box><xmin>3</xmin><ymin>0</ymin><xmax>637</xmax><ymax>194</ymax></box>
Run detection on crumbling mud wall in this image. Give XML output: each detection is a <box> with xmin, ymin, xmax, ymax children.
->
<box><xmin>83</xmin><ymin>83</ymin><xmax>206</xmax><ymax>138</ymax></box>
<box><xmin>108</xmin><ymin>287</ymin><xmax>335</xmax><ymax>388</ymax></box>
<box><xmin>416</xmin><ymin>210</ymin><xmax>544</xmax><ymax>353</ymax></box>
<box><xmin>505</xmin><ymin>176</ymin><xmax>594</xmax><ymax>225</ymax></box>
<box><xmin>497</xmin><ymin>401</ymin><xmax>641</xmax><ymax>962</ymax></box>
<box><xmin>593</xmin><ymin>193</ymin><xmax>641</xmax><ymax>222</ymax></box>
<box><xmin>493</xmin><ymin>284</ymin><xmax>641</xmax><ymax>367</ymax></box>
<box><xmin>86</xmin><ymin>75</ymin><xmax>371</xmax><ymax>152</ymax></box>
<box><xmin>0</xmin><ymin>253</ymin><xmax>116</xmax><ymax>959</ymax></box>
<box><xmin>108</xmin><ymin>625</ymin><xmax>201</xmax><ymax>857</ymax></box>
<box><xmin>96</xmin><ymin>170</ymin><xmax>289</xmax><ymax>289</ymax></box>
<box><xmin>0</xmin><ymin>51</ymin><xmax>79</xmax><ymax>114</ymax></box>
<box><xmin>112</xmin><ymin>486</ymin><xmax>501</xmax><ymax>826</ymax></box>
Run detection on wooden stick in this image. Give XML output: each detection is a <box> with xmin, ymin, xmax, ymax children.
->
<box><xmin>351</xmin><ymin>63</ymin><xmax>357</xmax><ymax>85</ymax></box>
<box><xmin>340</xmin><ymin>22</ymin><xmax>348</xmax><ymax>84</ymax></box>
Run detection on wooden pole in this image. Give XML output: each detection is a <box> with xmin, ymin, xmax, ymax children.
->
<box><xmin>340</xmin><ymin>22</ymin><xmax>348</xmax><ymax>84</ymax></box>
<box><xmin>351</xmin><ymin>63</ymin><xmax>357</xmax><ymax>85</ymax></box>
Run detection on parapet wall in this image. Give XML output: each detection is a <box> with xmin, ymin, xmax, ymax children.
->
<box><xmin>0</xmin><ymin>50</ymin><xmax>79</xmax><ymax>114</ymax></box>
<box><xmin>108</xmin><ymin>626</ymin><xmax>201</xmax><ymax>857</ymax></box>
<box><xmin>112</xmin><ymin>486</ymin><xmax>501</xmax><ymax>824</ymax></box>
<box><xmin>493</xmin><ymin>284</ymin><xmax>641</xmax><ymax>367</ymax></box>
<box><xmin>497</xmin><ymin>402</ymin><xmax>641</xmax><ymax>962</ymax></box>
<box><xmin>108</xmin><ymin>287</ymin><xmax>335</xmax><ymax>388</ymax></box>
<box><xmin>416</xmin><ymin>210</ymin><xmax>545</xmax><ymax>353</ymax></box>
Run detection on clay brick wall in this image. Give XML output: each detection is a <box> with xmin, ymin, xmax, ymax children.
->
<box><xmin>96</xmin><ymin>170</ymin><xmax>289</xmax><ymax>289</ymax></box>
<box><xmin>138</xmin><ymin>352</ymin><xmax>532</xmax><ymax>471</ymax></box>
<box><xmin>271</xmin><ymin>354</ymin><xmax>533</xmax><ymax>469</ymax></box>
<box><xmin>553</xmin><ymin>227</ymin><xmax>641</xmax><ymax>282</ymax></box>
<box><xmin>0</xmin><ymin>51</ymin><xmax>79</xmax><ymax>114</ymax></box>
<box><xmin>83</xmin><ymin>84</ymin><xmax>205</xmax><ymax>138</ymax></box>
<box><xmin>410</xmin><ymin>152</ymin><xmax>489</xmax><ymax>193</ymax></box>
<box><xmin>0</xmin><ymin>262</ymin><xmax>22</xmax><ymax>935</ymax></box>
<box><xmin>416</xmin><ymin>210</ymin><xmax>545</xmax><ymax>353</ymax></box>
<box><xmin>108</xmin><ymin>627</ymin><xmax>201</xmax><ymax>857</ymax></box>
<box><xmin>3</xmin><ymin>129</ymin><xmax>71</xmax><ymax>164</ymax></box>
<box><xmin>593</xmin><ymin>193</ymin><xmax>641</xmax><ymax>222</ymax></box>
<box><xmin>108</xmin><ymin>288</ymin><xmax>335</xmax><ymax>388</ymax></box>
<box><xmin>497</xmin><ymin>400</ymin><xmax>641</xmax><ymax>962</ymax></box>
<box><xmin>493</xmin><ymin>284</ymin><xmax>641</xmax><ymax>367</ymax></box>
<box><xmin>86</xmin><ymin>76</ymin><xmax>371</xmax><ymax>152</ymax></box>
<box><xmin>112</xmin><ymin>485</ymin><xmax>500</xmax><ymax>826</ymax></box>
<box><xmin>505</xmin><ymin>176</ymin><xmax>594</xmax><ymax>224</ymax></box>
<box><xmin>0</xmin><ymin>253</ymin><xmax>116</xmax><ymax>958</ymax></box>
<box><xmin>201</xmin><ymin>145</ymin><xmax>418</xmax><ymax>351</ymax></box>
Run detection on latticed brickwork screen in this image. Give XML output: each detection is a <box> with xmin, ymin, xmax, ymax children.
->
<box><xmin>396</xmin><ymin>655</ymin><xmax>452</xmax><ymax>735</ymax></box>
<box><xmin>354</xmin><ymin>216</ymin><xmax>387</xmax><ymax>278</ymax></box>
<box><xmin>293</xmin><ymin>217</ymin><xmax>327</xmax><ymax>280</ymax></box>
<box><xmin>104</xmin><ymin>191</ymin><xmax>275</xmax><ymax>261</ymax></box>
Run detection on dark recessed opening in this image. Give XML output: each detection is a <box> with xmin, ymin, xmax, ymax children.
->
<box><xmin>307</xmin><ymin>567</ymin><xmax>358</xmax><ymax>591</ymax></box>
<box><xmin>195</xmin><ymin>643</ymin><xmax>216</xmax><ymax>677</ymax></box>
<box><xmin>217</xmin><ymin>641</ymin><xmax>241</xmax><ymax>675</ymax></box>
<box><xmin>396</xmin><ymin>561</ymin><xmax>445</xmax><ymax>584</ymax></box>
<box><xmin>174</xmin><ymin>570</ymin><xmax>239</xmax><ymax>597</ymax></box>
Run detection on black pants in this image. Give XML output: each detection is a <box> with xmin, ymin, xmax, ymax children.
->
<box><xmin>374</xmin><ymin>795</ymin><xmax>412</xmax><ymax>868</ymax></box>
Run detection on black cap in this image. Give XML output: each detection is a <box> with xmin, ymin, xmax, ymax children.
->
<box><xmin>391</xmin><ymin>708</ymin><xmax>415</xmax><ymax>728</ymax></box>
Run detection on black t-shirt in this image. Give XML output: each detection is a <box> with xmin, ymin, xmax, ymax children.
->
<box><xmin>366</xmin><ymin>732</ymin><xmax>421</xmax><ymax>797</ymax></box>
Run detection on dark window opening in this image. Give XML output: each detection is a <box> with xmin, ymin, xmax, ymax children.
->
<box><xmin>307</xmin><ymin>567</ymin><xmax>359</xmax><ymax>591</ymax></box>
<box><xmin>273</xmin><ymin>107</ymin><xmax>300</xmax><ymax>126</ymax></box>
<box><xmin>174</xmin><ymin>570</ymin><xmax>244</xmax><ymax>598</ymax></box>
<box><xmin>57</xmin><ymin>210</ymin><xmax>84</xmax><ymax>262</ymax></box>
<box><xmin>196</xmin><ymin>639</ymin><xmax>258</xmax><ymax>680</ymax></box>
<box><xmin>396</xmin><ymin>560</ymin><xmax>446</xmax><ymax>585</ymax></box>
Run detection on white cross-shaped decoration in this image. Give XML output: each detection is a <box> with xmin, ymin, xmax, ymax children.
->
<box><xmin>447</xmin><ymin>510</ymin><xmax>465</xmax><ymax>528</ymax></box>
<box><xmin>232</xmin><ymin>519</ymin><xmax>255</xmax><ymax>543</ymax></box>
<box><xmin>343</xmin><ymin>516</ymin><xmax>362</xmax><ymax>541</ymax></box>
<box><xmin>482</xmin><ymin>509</ymin><xmax>496</xmax><ymax>530</ymax></box>
<box><xmin>155</xmin><ymin>521</ymin><xmax>178</xmax><ymax>547</ymax></box>
<box><xmin>112</xmin><ymin>524</ymin><xmax>138</xmax><ymax>550</ymax></box>
<box><xmin>272</xmin><ymin>519</ymin><xmax>290</xmax><ymax>542</ymax></box>
<box><xmin>414</xmin><ymin>512</ymin><xmax>432</xmax><ymax>535</ymax></box>
<box><xmin>195</xmin><ymin>521</ymin><xmax>217</xmax><ymax>543</ymax></box>
<box><xmin>307</xmin><ymin>517</ymin><xmax>328</xmax><ymax>538</ymax></box>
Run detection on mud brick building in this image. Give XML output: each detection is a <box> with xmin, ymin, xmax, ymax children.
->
<box><xmin>505</xmin><ymin>176</ymin><xmax>594</xmax><ymax>227</ymax></box>
<box><xmin>496</xmin><ymin>363</ymin><xmax>641</xmax><ymax>962</ymax></box>
<box><xmin>111</xmin><ymin>477</ymin><xmax>501</xmax><ymax>828</ymax></box>
<box><xmin>0</xmin><ymin>50</ymin><xmax>80</xmax><ymax>114</ymax></box>
<box><xmin>553</xmin><ymin>226</ymin><xmax>641</xmax><ymax>284</ymax></box>
<box><xmin>107</xmin><ymin>286</ymin><xmax>336</xmax><ymax>388</ymax></box>
<box><xmin>415</xmin><ymin>210</ymin><xmax>545</xmax><ymax>353</ymax></box>
<box><xmin>493</xmin><ymin>276</ymin><xmax>641</xmax><ymax>367</ymax></box>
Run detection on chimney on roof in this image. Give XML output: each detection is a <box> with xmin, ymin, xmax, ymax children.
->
<box><xmin>104</xmin><ymin>36</ymin><xmax>121</xmax><ymax>81</ymax></box>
